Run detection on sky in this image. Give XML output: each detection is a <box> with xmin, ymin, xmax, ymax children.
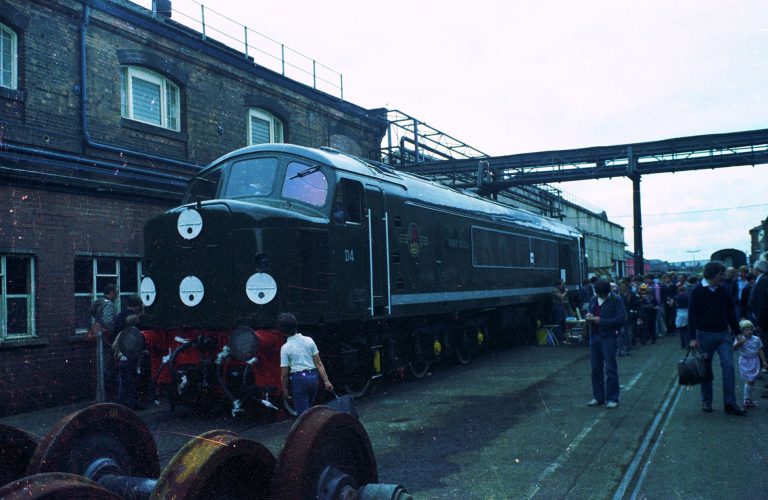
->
<box><xmin>136</xmin><ymin>0</ymin><xmax>768</xmax><ymax>263</ymax></box>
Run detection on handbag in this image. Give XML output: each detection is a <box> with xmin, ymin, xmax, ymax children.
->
<box><xmin>322</xmin><ymin>391</ymin><xmax>358</xmax><ymax>418</ymax></box>
<box><xmin>678</xmin><ymin>347</ymin><xmax>713</xmax><ymax>386</ymax></box>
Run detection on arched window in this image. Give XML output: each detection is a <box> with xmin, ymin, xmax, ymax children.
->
<box><xmin>248</xmin><ymin>108</ymin><xmax>283</xmax><ymax>145</ymax></box>
<box><xmin>120</xmin><ymin>66</ymin><xmax>180</xmax><ymax>131</ymax></box>
<box><xmin>0</xmin><ymin>22</ymin><xmax>18</xmax><ymax>90</ymax></box>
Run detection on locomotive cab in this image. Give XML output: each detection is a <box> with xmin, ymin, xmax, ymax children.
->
<box><xmin>142</xmin><ymin>146</ymin><xmax>368</xmax><ymax>329</ymax></box>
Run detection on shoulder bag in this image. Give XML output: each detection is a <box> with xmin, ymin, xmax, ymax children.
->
<box><xmin>322</xmin><ymin>391</ymin><xmax>358</xmax><ymax>418</ymax></box>
<box><xmin>678</xmin><ymin>347</ymin><xmax>713</xmax><ymax>386</ymax></box>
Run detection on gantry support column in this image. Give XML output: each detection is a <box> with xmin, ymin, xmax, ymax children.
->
<box><xmin>628</xmin><ymin>147</ymin><xmax>644</xmax><ymax>275</ymax></box>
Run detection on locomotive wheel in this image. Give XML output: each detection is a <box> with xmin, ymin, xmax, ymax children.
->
<box><xmin>150</xmin><ymin>430</ymin><xmax>275</xmax><ymax>500</ymax></box>
<box><xmin>339</xmin><ymin>342</ymin><xmax>373</xmax><ymax>398</ymax></box>
<box><xmin>271</xmin><ymin>406</ymin><xmax>378</xmax><ymax>499</ymax></box>
<box><xmin>0</xmin><ymin>472</ymin><xmax>121</xmax><ymax>499</ymax></box>
<box><xmin>454</xmin><ymin>329</ymin><xmax>473</xmax><ymax>365</ymax></box>
<box><xmin>408</xmin><ymin>328</ymin><xmax>435</xmax><ymax>379</ymax></box>
<box><xmin>344</xmin><ymin>375</ymin><xmax>372</xmax><ymax>399</ymax></box>
<box><xmin>27</xmin><ymin>403</ymin><xmax>161</xmax><ymax>480</ymax></box>
<box><xmin>408</xmin><ymin>360</ymin><xmax>430</xmax><ymax>379</ymax></box>
<box><xmin>0</xmin><ymin>423</ymin><xmax>38</xmax><ymax>487</ymax></box>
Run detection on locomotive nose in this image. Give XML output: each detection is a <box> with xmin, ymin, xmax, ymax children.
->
<box><xmin>142</xmin><ymin>203</ymin><xmax>237</xmax><ymax>328</ymax></box>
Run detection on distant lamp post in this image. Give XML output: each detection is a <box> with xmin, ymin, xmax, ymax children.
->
<box><xmin>686</xmin><ymin>249</ymin><xmax>700</xmax><ymax>268</ymax></box>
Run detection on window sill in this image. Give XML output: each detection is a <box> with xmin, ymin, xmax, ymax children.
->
<box><xmin>69</xmin><ymin>332</ymin><xmax>92</xmax><ymax>344</ymax></box>
<box><xmin>121</xmin><ymin>117</ymin><xmax>187</xmax><ymax>142</ymax></box>
<box><xmin>0</xmin><ymin>337</ymin><xmax>48</xmax><ymax>349</ymax></box>
<box><xmin>0</xmin><ymin>86</ymin><xmax>25</xmax><ymax>102</ymax></box>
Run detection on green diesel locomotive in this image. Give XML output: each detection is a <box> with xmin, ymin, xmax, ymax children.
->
<box><xmin>136</xmin><ymin>144</ymin><xmax>584</xmax><ymax>413</ymax></box>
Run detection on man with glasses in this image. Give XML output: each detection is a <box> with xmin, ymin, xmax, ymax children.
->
<box><xmin>688</xmin><ymin>262</ymin><xmax>744</xmax><ymax>415</ymax></box>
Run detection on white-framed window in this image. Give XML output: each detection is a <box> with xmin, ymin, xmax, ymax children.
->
<box><xmin>0</xmin><ymin>22</ymin><xmax>18</xmax><ymax>90</ymax></box>
<box><xmin>0</xmin><ymin>255</ymin><xmax>35</xmax><ymax>340</ymax></box>
<box><xmin>248</xmin><ymin>108</ymin><xmax>283</xmax><ymax>145</ymax></box>
<box><xmin>74</xmin><ymin>256</ymin><xmax>141</xmax><ymax>334</ymax></box>
<box><xmin>120</xmin><ymin>66</ymin><xmax>180</xmax><ymax>131</ymax></box>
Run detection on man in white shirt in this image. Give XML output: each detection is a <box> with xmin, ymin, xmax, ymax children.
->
<box><xmin>278</xmin><ymin>312</ymin><xmax>333</xmax><ymax>415</ymax></box>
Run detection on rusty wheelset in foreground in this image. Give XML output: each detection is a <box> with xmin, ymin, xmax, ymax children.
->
<box><xmin>0</xmin><ymin>403</ymin><xmax>411</xmax><ymax>499</ymax></box>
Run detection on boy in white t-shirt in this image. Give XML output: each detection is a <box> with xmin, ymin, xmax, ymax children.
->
<box><xmin>278</xmin><ymin>312</ymin><xmax>333</xmax><ymax>415</ymax></box>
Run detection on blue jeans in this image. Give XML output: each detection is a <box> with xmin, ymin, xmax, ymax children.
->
<box><xmin>590</xmin><ymin>332</ymin><xmax>620</xmax><ymax>403</ymax></box>
<box><xmin>619</xmin><ymin>323</ymin><xmax>634</xmax><ymax>354</ymax></box>
<box><xmin>290</xmin><ymin>369</ymin><xmax>319</xmax><ymax>415</ymax></box>
<box><xmin>116</xmin><ymin>356</ymin><xmax>137</xmax><ymax>409</ymax></box>
<box><xmin>696</xmin><ymin>330</ymin><xmax>736</xmax><ymax>405</ymax></box>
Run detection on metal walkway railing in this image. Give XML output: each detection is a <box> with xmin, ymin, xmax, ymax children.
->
<box><xmin>132</xmin><ymin>0</ymin><xmax>344</xmax><ymax>98</ymax></box>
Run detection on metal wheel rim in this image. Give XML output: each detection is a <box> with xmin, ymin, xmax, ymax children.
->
<box><xmin>27</xmin><ymin>403</ymin><xmax>160</xmax><ymax>479</ymax></box>
<box><xmin>272</xmin><ymin>406</ymin><xmax>378</xmax><ymax>498</ymax></box>
<box><xmin>0</xmin><ymin>472</ymin><xmax>121</xmax><ymax>499</ymax></box>
<box><xmin>151</xmin><ymin>430</ymin><xmax>275</xmax><ymax>500</ymax></box>
<box><xmin>0</xmin><ymin>423</ymin><xmax>38</xmax><ymax>486</ymax></box>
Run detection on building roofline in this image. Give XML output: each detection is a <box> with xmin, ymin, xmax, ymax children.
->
<box><xmin>90</xmin><ymin>0</ymin><xmax>384</xmax><ymax>122</ymax></box>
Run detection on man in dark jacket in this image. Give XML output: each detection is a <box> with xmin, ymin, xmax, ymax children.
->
<box><xmin>586</xmin><ymin>280</ymin><xmax>626</xmax><ymax>409</ymax></box>
<box><xmin>688</xmin><ymin>261</ymin><xmax>744</xmax><ymax>415</ymax></box>
<box><xmin>113</xmin><ymin>294</ymin><xmax>143</xmax><ymax>410</ymax></box>
<box><xmin>749</xmin><ymin>259</ymin><xmax>768</xmax><ymax>398</ymax></box>
<box><xmin>91</xmin><ymin>283</ymin><xmax>118</xmax><ymax>400</ymax></box>
<box><xmin>748</xmin><ymin>259</ymin><xmax>768</xmax><ymax>332</ymax></box>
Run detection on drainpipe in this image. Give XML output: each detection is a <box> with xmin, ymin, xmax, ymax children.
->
<box><xmin>80</xmin><ymin>3</ymin><xmax>199</xmax><ymax>170</ymax></box>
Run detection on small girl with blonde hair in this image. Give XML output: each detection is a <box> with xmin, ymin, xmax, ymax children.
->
<box><xmin>733</xmin><ymin>319</ymin><xmax>767</xmax><ymax>408</ymax></box>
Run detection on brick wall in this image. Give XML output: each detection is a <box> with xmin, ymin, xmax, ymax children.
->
<box><xmin>0</xmin><ymin>185</ymin><xmax>170</xmax><ymax>415</ymax></box>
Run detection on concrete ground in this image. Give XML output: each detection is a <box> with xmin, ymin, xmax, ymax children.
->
<box><xmin>3</xmin><ymin>333</ymin><xmax>767</xmax><ymax>498</ymax></box>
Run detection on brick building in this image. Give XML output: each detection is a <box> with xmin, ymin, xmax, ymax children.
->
<box><xmin>0</xmin><ymin>0</ymin><xmax>386</xmax><ymax>415</ymax></box>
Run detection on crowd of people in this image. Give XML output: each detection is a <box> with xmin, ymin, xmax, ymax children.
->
<box><xmin>573</xmin><ymin>255</ymin><xmax>768</xmax><ymax>416</ymax></box>
<box><xmin>89</xmin><ymin>285</ymin><xmax>148</xmax><ymax>410</ymax></box>
<box><xmin>88</xmin><ymin>253</ymin><xmax>768</xmax><ymax>418</ymax></box>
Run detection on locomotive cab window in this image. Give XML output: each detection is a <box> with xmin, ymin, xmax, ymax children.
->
<box><xmin>223</xmin><ymin>157</ymin><xmax>278</xmax><ymax>198</ymax></box>
<box><xmin>331</xmin><ymin>179</ymin><xmax>363</xmax><ymax>224</ymax></box>
<box><xmin>282</xmin><ymin>161</ymin><xmax>328</xmax><ymax>207</ymax></box>
<box><xmin>186</xmin><ymin>168</ymin><xmax>223</xmax><ymax>203</ymax></box>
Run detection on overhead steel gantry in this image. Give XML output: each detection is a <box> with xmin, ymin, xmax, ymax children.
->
<box><xmin>395</xmin><ymin>127</ymin><xmax>768</xmax><ymax>275</ymax></box>
<box><xmin>382</xmin><ymin>110</ymin><xmax>566</xmax><ymax>218</ymax></box>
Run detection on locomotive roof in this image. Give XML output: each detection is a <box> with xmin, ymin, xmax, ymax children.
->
<box><xmin>197</xmin><ymin>144</ymin><xmax>581</xmax><ymax>239</ymax></box>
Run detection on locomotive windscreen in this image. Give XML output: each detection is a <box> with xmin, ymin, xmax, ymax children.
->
<box><xmin>224</xmin><ymin>157</ymin><xmax>279</xmax><ymax>198</ymax></box>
